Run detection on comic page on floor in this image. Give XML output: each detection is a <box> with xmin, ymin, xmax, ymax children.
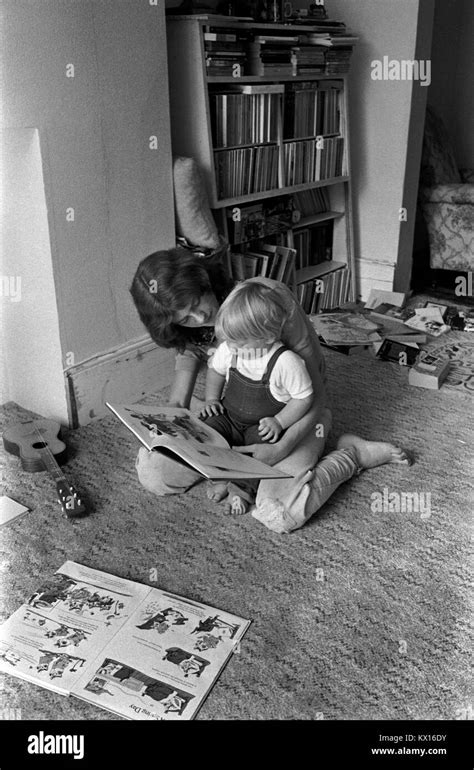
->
<box><xmin>0</xmin><ymin>561</ymin><xmax>151</xmax><ymax>695</ymax></box>
<box><xmin>71</xmin><ymin>587</ymin><xmax>251</xmax><ymax>720</ymax></box>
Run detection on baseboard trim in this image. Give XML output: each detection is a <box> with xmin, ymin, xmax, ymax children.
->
<box><xmin>65</xmin><ymin>336</ymin><xmax>175</xmax><ymax>427</ymax></box>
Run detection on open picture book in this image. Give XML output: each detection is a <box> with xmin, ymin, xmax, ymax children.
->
<box><xmin>106</xmin><ymin>402</ymin><xmax>293</xmax><ymax>480</ymax></box>
<box><xmin>0</xmin><ymin>561</ymin><xmax>251</xmax><ymax>721</ymax></box>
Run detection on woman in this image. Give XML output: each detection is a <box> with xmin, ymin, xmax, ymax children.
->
<box><xmin>130</xmin><ymin>247</ymin><xmax>411</xmax><ymax>534</ymax></box>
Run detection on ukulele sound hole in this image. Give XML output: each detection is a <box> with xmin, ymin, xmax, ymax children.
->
<box><xmin>32</xmin><ymin>441</ymin><xmax>47</xmax><ymax>449</ymax></box>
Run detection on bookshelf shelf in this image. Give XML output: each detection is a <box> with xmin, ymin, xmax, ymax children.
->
<box><xmin>296</xmin><ymin>211</ymin><xmax>344</xmax><ymax>228</ymax></box>
<box><xmin>167</xmin><ymin>16</ymin><xmax>357</xmax><ymax>310</ymax></box>
<box><xmin>207</xmin><ymin>74</ymin><xmax>347</xmax><ymax>84</ymax></box>
<box><xmin>296</xmin><ymin>260</ymin><xmax>346</xmax><ymax>285</ymax></box>
<box><xmin>212</xmin><ymin>178</ymin><xmax>349</xmax><ymax>208</ymax></box>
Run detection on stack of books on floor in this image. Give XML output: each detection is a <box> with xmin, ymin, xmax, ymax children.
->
<box><xmin>298</xmin><ymin>267</ymin><xmax>349</xmax><ymax>314</ymax></box>
<box><xmin>310</xmin><ymin>309</ymin><xmax>381</xmax><ymax>355</ymax></box>
<box><xmin>229</xmin><ymin>244</ymin><xmax>296</xmax><ymax>285</ymax></box>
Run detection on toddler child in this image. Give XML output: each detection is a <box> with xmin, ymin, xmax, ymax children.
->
<box><xmin>200</xmin><ymin>282</ymin><xmax>314</xmax><ymax>514</ymax></box>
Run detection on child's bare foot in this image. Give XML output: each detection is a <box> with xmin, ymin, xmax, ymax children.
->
<box><xmin>337</xmin><ymin>434</ymin><xmax>412</xmax><ymax>468</ymax></box>
<box><xmin>222</xmin><ymin>495</ymin><xmax>249</xmax><ymax>516</ymax></box>
<box><xmin>206</xmin><ymin>481</ymin><xmax>229</xmax><ymax>502</ymax></box>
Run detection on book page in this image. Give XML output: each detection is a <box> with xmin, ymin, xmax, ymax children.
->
<box><xmin>0</xmin><ymin>562</ymin><xmax>151</xmax><ymax>695</ymax></box>
<box><xmin>153</xmin><ymin>437</ymin><xmax>293</xmax><ymax>480</ymax></box>
<box><xmin>72</xmin><ymin>588</ymin><xmax>250</xmax><ymax>720</ymax></box>
<box><xmin>107</xmin><ymin>403</ymin><xmax>292</xmax><ymax>480</ymax></box>
<box><xmin>106</xmin><ymin>403</ymin><xmax>230</xmax><ymax>452</ymax></box>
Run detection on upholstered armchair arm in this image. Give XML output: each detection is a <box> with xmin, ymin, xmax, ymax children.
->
<box><xmin>460</xmin><ymin>168</ymin><xmax>474</xmax><ymax>184</ymax></box>
<box><xmin>420</xmin><ymin>183</ymin><xmax>474</xmax><ymax>205</ymax></box>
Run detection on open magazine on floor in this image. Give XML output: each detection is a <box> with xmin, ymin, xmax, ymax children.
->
<box><xmin>106</xmin><ymin>402</ymin><xmax>293</xmax><ymax>480</ymax></box>
<box><xmin>0</xmin><ymin>561</ymin><xmax>251</xmax><ymax>721</ymax></box>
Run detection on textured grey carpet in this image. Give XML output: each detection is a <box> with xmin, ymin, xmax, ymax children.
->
<box><xmin>1</xmin><ymin>348</ymin><xmax>472</xmax><ymax>720</ymax></box>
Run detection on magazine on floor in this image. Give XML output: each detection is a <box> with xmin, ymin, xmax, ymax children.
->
<box><xmin>0</xmin><ymin>561</ymin><xmax>251</xmax><ymax>720</ymax></box>
<box><xmin>106</xmin><ymin>402</ymin><xmax>293</xmax><ymax>480</ymax></box>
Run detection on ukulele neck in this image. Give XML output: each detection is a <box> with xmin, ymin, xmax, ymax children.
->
<box><xmin>37</xmin><ymin>447</ymin><xmax>67</xmax><ymax>483</ymax></box>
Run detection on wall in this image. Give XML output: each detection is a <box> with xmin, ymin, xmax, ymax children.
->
<box><xmin>1</xmin><ymin>130</ymin><xmax>68</xmax><ymax>419</ymax></box>
<box><xmin>2</xmin><ymin>0</ymin><xmax>175</xmax><ymax>365</ymax></box>
<box><xmin>248</xmin><ymin>0</ymin><xmax>433</xmax><ymax>297</ymax></box>
<box><xmin>429</xmin><ymin>0</ymin><xmax>474</xmax><ymax>169</ymax></box>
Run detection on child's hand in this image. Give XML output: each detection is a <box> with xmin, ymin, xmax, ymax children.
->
<box><xmin>200</xmin><ymin>400</ymin><xmax>224</xmax><ymax>418</ymax></box>
<box><xmin>258</xmin><ymin>416</ymin><xmax>283</xmax><ymax>443</ymax></box>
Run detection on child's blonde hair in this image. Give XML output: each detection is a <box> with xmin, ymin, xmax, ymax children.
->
<box><xmin>215</xmin><ymin>282</ymin><xmax>289</xmax><ymax>343</ymax></box>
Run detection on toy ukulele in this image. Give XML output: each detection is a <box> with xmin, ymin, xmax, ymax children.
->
<box><xmin>3</xmin><ymin>419</ymin><xmax>87</xmax><ymax>519</ymax></box>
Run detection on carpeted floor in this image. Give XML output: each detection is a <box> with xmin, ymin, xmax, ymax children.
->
<box><xmin>1</xmin><ymin>347</ymin><xmax>472</xmax><ymax>721</ymax></box>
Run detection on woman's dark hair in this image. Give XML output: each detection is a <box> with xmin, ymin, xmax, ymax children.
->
<box><xmin>130</xmin><ymin>247</ymin><xmax>234</xmax><ymax>351</ymax></box>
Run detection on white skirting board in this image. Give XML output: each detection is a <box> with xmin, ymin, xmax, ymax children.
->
<box><xmin>65</xmin><ymin>337</ymin><xmax>175</xmax><ymax>428</ymax></box>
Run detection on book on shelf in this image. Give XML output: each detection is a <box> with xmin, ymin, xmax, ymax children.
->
<box><xmin>297</xmin><ymin>266</ymin><xmax>349</xmax><ymax>314</ymax></box>
<box><xmin>214</xmin><ymin>144</ymin><xmax>279</xmax><ymax>199</ymax></box>
<box><xmin>106</xmin><ymin>404</ymin><xmax>293</xmax><ymax>481</ymax></box>
<box><xmin>293</xmin><ymin>187</ymin><xmax>330</xmax><ymax>217</ymax></box>
<box><xmin>230</xmin><ymin>244</ymin><xmax>296</xmax><ymax>286</ymax></box>
<box><xmin>284</xmin><ymin>136</ymin><xmax>344</xmax><ymax>185</ymax></box>
<box><xmin>0</xmin><ymin>561</ymin><xmax>250</xmax><ymax>721</ymax></box>
<box><xmin>210</xmin><ymin>88</ymin><xmax>282</xmax><ymax>148</ymax></box>
<box><xmin>294</xmin><ymin>220</ymin><xmax>333</xmax><ymax>271</ymax></box>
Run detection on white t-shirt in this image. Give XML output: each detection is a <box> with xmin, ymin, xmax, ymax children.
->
<box><xmin>208</xmin><ymin>342</ymin><xmax>313</xmax><ymax>403</ymax></box>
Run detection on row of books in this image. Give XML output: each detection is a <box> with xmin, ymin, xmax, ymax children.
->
<box><xmin>210</xmin><ymin>80</ymin><xmax>342</xmax><ymax>150</ymax></box>
<box><xmin>210</xmin><ymin>88</ymin><xmax>282</xmax><ymax>148</ymax></box>
<box><xmin>244</xmin><ymin>36</ymin><xmax>355</xmax><ymax>77</ymax></box>
<box><xmin>284</xmin><ymin>136</ymin><xmax>344</xmax><ymax>185</ymax></box>
<box><xmin>214</xmin><ymin>143</ymin><xmax>279</xmax><ymax>199</ymax></box>
<box><xmin>293</xmin><ymin>221</ymin><xmax>333</xmax><ymax>271</ymax></box>
<box><xmin>284</xmin><ymin>82</ymin><xmax>341</xmax><ymax>139</ymax></box>
<box><xmin>201</xmin><ymin>26</ymin><xmax>357</xmax><ymax>77</ymax></box>
<box><xmin>229</xmin><ymin>244</ymin><xmax>296</xmax><ymax>286</ymax></box>
<box><xmin>297</xmin><ymin>267</ymin><xmax>350</xmax><ymax>314</ymax></box>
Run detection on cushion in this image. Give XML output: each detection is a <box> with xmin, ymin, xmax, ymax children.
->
<box><xmin>172</xmin><ymin>156</ymin><xmax>220</xmax><ymax>249</ymax></box>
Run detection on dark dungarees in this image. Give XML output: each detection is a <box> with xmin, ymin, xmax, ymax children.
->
<box><xmin>203</xmin><ymin>346</ymin><xmax>289</xmax><ymax>447</ymax></box>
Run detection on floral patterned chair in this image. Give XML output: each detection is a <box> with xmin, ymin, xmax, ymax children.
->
<box><xmin>419</xmin><ymin>106</ymin><xmax>474</xmax><ymax>271</ymax></box>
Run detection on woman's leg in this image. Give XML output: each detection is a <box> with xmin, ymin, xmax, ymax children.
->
<box><xmin>252</xmin><ymin>409</ymin><xmax>411</xmax><ymax>534</ymax></box>
<box><xmin>135</xmin><ymin>447</ymin><xmax>202</xmax><ymax>496</ymax></box>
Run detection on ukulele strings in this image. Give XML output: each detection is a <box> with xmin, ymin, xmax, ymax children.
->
<box><xmin>33</xmin><ymin>424</ymin><xmax>66</xmax><ymax>481</ymax></box>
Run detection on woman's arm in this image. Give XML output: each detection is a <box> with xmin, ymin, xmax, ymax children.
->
<box><xmin>168</xmin><ymin>366</ymin><xmax>201</xmax><ymax>409</ymax></box>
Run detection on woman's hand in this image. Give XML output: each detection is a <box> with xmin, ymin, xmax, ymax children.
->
<box><xmin>233</xmin><ymin>440</ymin><xmax>286</xmax><ymax>466</ymax></box>
<box><xmin>200</xmin><ymin>400</ymin><xmax>224</xmax><ymax>418</ymax></box>
<box><xmin>258</xmin><ymin>416</ymin><xmax>282</xmax><ymax>443</ymax></box>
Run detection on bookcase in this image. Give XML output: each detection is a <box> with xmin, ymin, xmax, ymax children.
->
<box><xmin>166</xmin><ymin>16</ymin><xmax>357</xmax><ymax>312</ymax></box>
